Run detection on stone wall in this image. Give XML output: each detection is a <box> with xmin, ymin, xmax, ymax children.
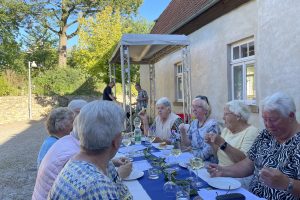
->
<box><xmin>0</xmin><ymin>95</ymin><xmax>100</xmax><ymax>124</ymax></box>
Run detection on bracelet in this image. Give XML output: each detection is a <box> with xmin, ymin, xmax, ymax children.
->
<box><xmin>285</xmin><ymin>177</ymin><xmax>294</xmax><ymax>193</ymax></box>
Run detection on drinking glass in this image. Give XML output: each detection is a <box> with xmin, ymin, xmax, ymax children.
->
<box><xmin>163</xmin><ymin>168</ymin><xmax>177</xmax><ymax>197</ymax></box>
<box><xmin>122</xmin><ymin>132</ymin><xmax>133</xmax><ymax>161</ymax></box>
<box><xmin>176</xmin><ymin>183</ymin><xmax>190</xmax><ymax>200</ymax></box>
<box><xmin>148</xmin><ymin>167</ymin><xmax>160</xmax><ymax>179</ymax></box>
<box><xmin>171</xmin><ymin>140</ymin><xmax>182</xmax><ymax>157</ymax></box>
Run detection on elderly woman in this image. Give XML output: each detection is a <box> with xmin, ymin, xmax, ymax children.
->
<box><xmin>37</xmin><ymin>107</ymin><xmax>74</xmax><ymax>167</ymax></box>
<box><xmin>140</xmin><ymin>97</ymin><xmax>183</xmax><ymax>143</ymax></box>
<box><xmin>33</xmin><ymin>100</ymin><xmax>132</xmax><ymax>200</ymax></box>
<box><xmin>180</xmin><ymin>95</ymin><xmax>221</xmax><ymax>163</ymax></box>
<box><xmin>205</xmin><ymin>100</ymin><xmax>258</xmax><ymax>166</ymax></box>
<box><xmin>48</xmin><ymin>100</ymin><xmax>132</xmax><ymax>199</ymax></box>
<box><xmin>207</xmin><ymin>92</ymin><xmax>300</xmax><ymax>200</ymax></box>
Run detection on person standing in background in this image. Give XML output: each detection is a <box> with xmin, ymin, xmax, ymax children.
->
<box><xmin>103</xmin><ymin>81</ymin><xmax>116</xmax><ymax>101</ymax></box>
<box><xmin>135</xmin><ymin>83</ymin><xmax>148</xmax><ymax>113</ymax></box>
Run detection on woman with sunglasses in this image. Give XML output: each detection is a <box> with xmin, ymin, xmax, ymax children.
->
<box><xmin>179</xmin><ymin>95</ymin><xmax>221</xmax><ymax>163</ymax></box>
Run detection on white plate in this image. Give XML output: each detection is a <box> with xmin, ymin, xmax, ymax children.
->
<box><xmin>152</xmin><ymin>143</ymin><xmax>174</xmax><ymax>150</ymax></box>
<box><xmin>123</xmin><ymin>170</ymin><xmax>144</xmax><ymax>181</ymax></box>
<box><xmin>206</xmin><ymin>177</ymin><xmax>241</xmax><ymax>190</ymax></box>
<box><xmin>178</xmin><ymin>162</ymin><xmax>189</xmax><ymax>168</ymax></box>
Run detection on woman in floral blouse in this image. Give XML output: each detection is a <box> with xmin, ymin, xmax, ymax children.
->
<box><xmin>180</xmin><ymin>95</ymin><xmax>221</xmax><ymax>163</ymax></box>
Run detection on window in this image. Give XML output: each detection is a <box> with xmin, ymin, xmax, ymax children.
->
<box><xmin>175</xmin><ymin>62</ymin><xmax>183</xmax><ymax>101</ymax></box>
<box><xmin>231</xmin><ymin>39</ymin><xmax>256</xmax><ymax>104</ymax></box>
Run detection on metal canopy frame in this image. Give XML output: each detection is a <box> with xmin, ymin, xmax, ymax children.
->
<box><xmin>109</xmin><ymin>34</ymin><xmax>192</xmax><ymax>131</ymax></box>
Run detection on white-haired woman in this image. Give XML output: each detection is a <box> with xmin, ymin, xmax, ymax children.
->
<box><xmin>205</xmin><ymin>100</ymin><xmax>258</xmax><ymax>166</ymax></box>
<box><xmin>48</xmin><ymin>100</ymin><xmax>132</xmax><ymax>199</ymax></box>
<box><xmin>207</xmin><ymin>92</ymin><xmax>300</xmax><ymax>200</ymax></box>
<box><xmin>37</xmin><ymin>107</ymin><xmax>74</xmax><ymax>167</ymax></box>
<box><xmin>139</xmin><ymin>97</ymin><xmax>183</xmax><ymax>143</ymax></box>
<box><xmin>179</xmin><ymin>95</ymin><xmax>221</xmax><ymax>163</ymax></box>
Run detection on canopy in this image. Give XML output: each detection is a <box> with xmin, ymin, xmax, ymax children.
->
<box><xmin>109</xmin><ymin>34</ymin><xmax>191</xmax><ymax>131</ymax></box>
<box><xmin>110</xmin><ymin>34</ymin><xmax>190</xmax><ymax>64</ymax></box>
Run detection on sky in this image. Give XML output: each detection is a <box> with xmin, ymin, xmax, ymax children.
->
<box><xmin>67</xmin><ymin>0</ymin><xmax>171</xmax><ymax>47</ymax></box>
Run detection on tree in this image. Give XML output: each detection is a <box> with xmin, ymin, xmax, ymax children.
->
<box><xmin>72</xmin><ymin>6</ymin><xmax>153</xmax><ymax>82</ymax></box>
<box><xmin>29</xmin><ymin>0</ymin><xmax>143</xmax><ymax>67</ymax></box>
<box><xmin>0</xmin><ymin>0</ymin><xmax>30</xmax><ymax>71</ymax></box>
<box><xmin>23</xmin><ymin>25</ymin><xmax>58</xmax><ymax>70</ymax></box>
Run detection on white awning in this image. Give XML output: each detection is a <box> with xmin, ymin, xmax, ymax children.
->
<box><xmin>109</xmin><ymin>34</ymin><xmax>190</xmax><ymax>64</ymax></box>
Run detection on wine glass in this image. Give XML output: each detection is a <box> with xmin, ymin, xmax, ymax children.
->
<box><xmin>163</xmin><ymin>168</ymin><xmax>177</xmax><ymax>197</ymax></box>
<box><xmin>171</xmin><ymin>140</ymin><xmax>182</xmax><ymax>157</ymax></box>
<box><xmin>146</xmin><ymin>128</ymin><xmax>156</xmax><ymax>151</ymax></box>
<box><xmin>122</xmin><ymin>132</ymin><xmax>133</xmax><ymax>161</ymax></box>
<box><xmin>189</xmin><ymin>148</ymin><xmax>204</xmax><ymax>189</ymax></box>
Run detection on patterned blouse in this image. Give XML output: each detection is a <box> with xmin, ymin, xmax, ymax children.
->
<box><xmin>248</xmin><ymin>129</ymin><xmax>300</xmax><ymax>200</ymax></box>
<box><xmin>48</xmin><ymin>160</ymin><xmax>132</xmax><ymax>200</ymax></box>
<box><xmin>188</xmin><ymin>118</ymin><xmax>221</xmax><ymax>163</ymax></box>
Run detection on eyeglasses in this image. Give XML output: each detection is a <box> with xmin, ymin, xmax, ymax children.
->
<box><xmin>195</xmin><ymin>95</ymin><xmax>209</xmax><ymax>105</ymax></box>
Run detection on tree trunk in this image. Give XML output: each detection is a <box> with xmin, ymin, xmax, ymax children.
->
<box><xmin>58</xmin><ymin>26</ymin><xmax>67</xmax><ymax>67</ymax></box>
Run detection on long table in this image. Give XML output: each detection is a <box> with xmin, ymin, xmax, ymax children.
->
<box><xmin>118</xmin><ymin>143</ymin><xmax>264</xmax><ymax>200</ymax></box>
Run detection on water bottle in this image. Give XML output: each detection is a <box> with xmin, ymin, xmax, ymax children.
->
<box><xmin>134</xmin><ymin>117</ymin><xmax>142</xmax><ymax>144</ymax></box>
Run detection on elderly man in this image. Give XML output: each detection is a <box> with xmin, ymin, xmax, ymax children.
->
<box><xmin>48</xmin><ymin>100</ymin><xmax>132</xmax><ymax>199</ymax></box>
<box><xmin>207</xmin><ymin>92</ymin><xmax>300</xmax><ymax>200</ymax></box>
<box><xmin>33</xmin><ymin>100</ymin><xmax>131</xmax><ymax>200</ymax></box>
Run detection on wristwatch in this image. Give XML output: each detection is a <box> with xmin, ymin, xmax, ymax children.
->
<box><xmin>220</xmin><ymin>142</ymin><xmax>228</xmax><ymax>151</ymax></box>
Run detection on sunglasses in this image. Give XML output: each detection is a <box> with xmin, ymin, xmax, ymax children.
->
<box><xmin>195</xmin><ymin>95</ymin><xmax>210</xmax><ymax>105</ymax></box>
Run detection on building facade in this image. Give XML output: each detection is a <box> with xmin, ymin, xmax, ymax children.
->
<box><xmin>140</xmin><ymin>0</ymin><xmax>300</xmax><ymax>127</ymax></box>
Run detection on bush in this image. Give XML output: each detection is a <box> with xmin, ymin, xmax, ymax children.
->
<box><xmin>33</xmin><ymin>67</ymin><xmax>90</xmax><ymax>96</ymax></box>
<box><xmin>0</xmin><ymin>71</ymin><xmax>25</xmax><ymax>96</ymax></box>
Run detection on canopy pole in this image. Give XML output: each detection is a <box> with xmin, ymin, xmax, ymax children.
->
<box><xmin>149</xmin><ymin>64</ymin><xmax>156</xmax><ymax>121</ymax></box>
<box><xmin>113</xmin><ymin>65</ymin><xmax>116</xmax><ymax>96</ymax></box>
<box><xmin>182</xmin><ymin>46</ymin><xmax>192</xmax><ymax>123</ymax></box>
<box><xmin>125</xmin><ymin>46</ymin><xmax>133</xmax><ymax>132</ymax></box>
<box><xmin>120</xmin><ymin>45</ymin><xmax>127</xmax><ymax>130</ymax></box>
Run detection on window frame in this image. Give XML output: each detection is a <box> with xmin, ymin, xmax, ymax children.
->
<box><xmin>230</xmin><ymin>38</ymin><xmax>256</xmax><ymax>105</ymax></box>
<box><xmin>175</xmin><ymin>62</ymin><xmax>183</xmax><ymax>102</ymax></box>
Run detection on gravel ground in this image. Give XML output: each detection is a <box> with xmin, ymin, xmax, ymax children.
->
<box><xmin>0</xmin><ymin>120</ymin><xmax>47</xmax><ymax>200</ymax></box>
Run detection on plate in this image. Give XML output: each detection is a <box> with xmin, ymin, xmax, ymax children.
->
<box><xmin>123</xmin><ymin>169</ymin><xmax>144</xmax><ymax>181</ymax></box>
<box><xmin>206</xmin><ymin>177</ymin><xmax>241</xmax><ymax>190</ymax></box>
<box><xmin>178</xmin><ymin>162</ymin><xmax>189</xmax><ymax>168</ymax></box>
<box><xmin>152</xmin><ymin>143</ymin><xmax>174</xmax><ymax>150</ymax></box>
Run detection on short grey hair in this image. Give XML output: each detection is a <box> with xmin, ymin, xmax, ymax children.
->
<box><xmin>193</xmin><ymin>97</ymin><xmax>211</xmax><ymax>117</ymax></box>
<box><xmin>76</xmin><ymin>100</ymin><xmax>125</xmax><ymax>151</ymax></box>
<box><xmin>68</xmin><ymin>99</ymin><xmax>88</xmax><ymax>115</ymax></box>
<box><xmin>46</xmin><ymin>107</ymin><xmax>74</xmax><ymax>135</ymax></box>
<box><xmin>156</xmin><ymin>97</ymin><xmax>171</xmax><ymax>108</ymax></box>
<box><xmin>261</xmin><ymin>92</ymin><xmax>296</xmax><ymax>118</ymax></box>
<box><xmin>226</xmin><ymin>100</ymin><xmax>251</xmax><ymax>122</ymax></box>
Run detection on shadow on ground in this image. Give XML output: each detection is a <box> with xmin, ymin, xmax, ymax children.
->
<box><xmin>0</xmin><ymin>119</ymin><xmax>47</xmax><ymax>200</ymax></box>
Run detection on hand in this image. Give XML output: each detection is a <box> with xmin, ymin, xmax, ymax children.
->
<box><xmin>112</xmin><ymin>157</ymin><xmax>130</xmax><ymax>167</ymax></box>
<box><xmin>207</xmin><ymin>163</ymin><xmax>223</xmax><ymax>177</ymax></box>
<box><xmin>260</xmin><ymin>167</ymin><xmax>290</xmax><ymax>190</ymax></box>
<box><xmin>118</xmin><ymin>162</ymin><xmax>132</xmax><ymax>179</ymax></box>
<box><xmin>205</xmin><ymin>133</ymin><xmax>224</xmax><ymax>146</ymax></box>
<box><xmin>179</xmin><ymin>123</ymin><xmax>187</xmax><ymax>135</ymax></box>
<box><xmin>138</xmin><ymin>109</ymin><xmax>147</xmax><ymax>121</ymax></box>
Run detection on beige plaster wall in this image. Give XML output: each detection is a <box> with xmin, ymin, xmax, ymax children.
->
<box><xmin>256</xmin><ymin>0</ymin><xmax>300</xmax><ymax>124</ymax></box>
